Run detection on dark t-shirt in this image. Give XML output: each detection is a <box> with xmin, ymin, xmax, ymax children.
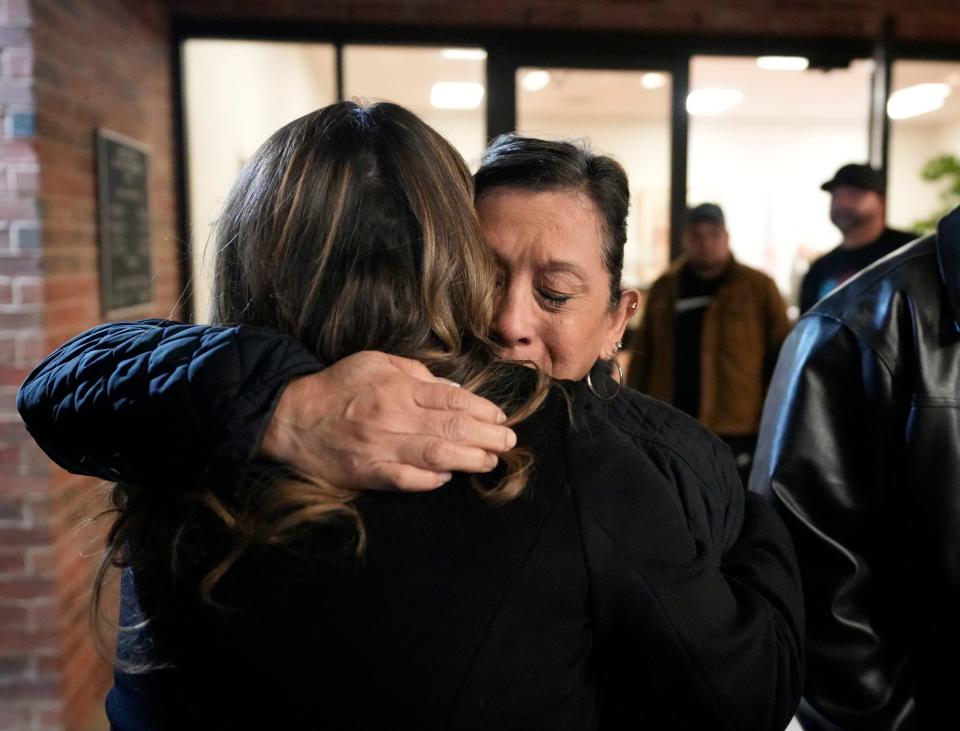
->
<box><xmin>673</xmin><ymin>264</ymin><xmax>727</xmax><ymax>418</ymax></box>
<box><xmin>799</xmin><ymin>227</ymin><xmax>915</xmax><ymax>313</ymax></box>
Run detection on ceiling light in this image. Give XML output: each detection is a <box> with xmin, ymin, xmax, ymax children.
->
<box><xmin>887</xmin><ymin>83</ymin><xmax>951</xmax><ymax>119</ymax></box>
<box><xmin>756</xmin><ymin>56</ymin><xmax>810</xmax><ymax>71</ymax></box>
<box><xmin>430</xmin><ymin>82</ymin><xmax>485</xmax><ymax>110</ymax></box>
<box><xmin>521</xmin><ymin>70</ymin><xmax>551</xmax><ymax>92</ymax></box>
<box><xmin>441</xmin><ymin>48</ymin><xmax>487</xmax><ymax>61</ymax></box>
<box><xmin>686</xmin><ymin>88</ymin><xmax>743</xmax><ymax>116</ymax></box>
<box><xmin>641</xmin><ymin>72</ymin><xmax>667</xmax><ymax>89</ymax></box>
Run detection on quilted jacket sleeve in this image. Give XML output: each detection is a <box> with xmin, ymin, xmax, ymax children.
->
<box><xmin>17</xmin><ymin>319</ymin><xmax>323</xmax><ymax>491</ymax></box>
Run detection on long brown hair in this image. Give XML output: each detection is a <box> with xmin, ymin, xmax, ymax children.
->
<box><xmin>92</xmin><ymin>102</ymin><xmax>549</xmax><ymax>664</ymax></box>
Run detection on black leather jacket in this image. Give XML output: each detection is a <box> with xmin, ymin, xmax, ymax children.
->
<box><xmin>751</xmin><ymin>206</ymin><xmax>960</xmax><ymax>730</ymax></box>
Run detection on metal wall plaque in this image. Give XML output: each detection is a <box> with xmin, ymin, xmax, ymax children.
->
<box><xmin>96</xmin><ymin>129</ymin><xmax>152</xmax><ymax>314</ymax></box>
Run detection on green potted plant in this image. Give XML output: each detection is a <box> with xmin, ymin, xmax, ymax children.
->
<box><xmin>913</xmin><ymin>154</ymin><xmax>960</xmax><ymax>233</ymax></box>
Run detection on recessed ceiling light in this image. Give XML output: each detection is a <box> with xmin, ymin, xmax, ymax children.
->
<box><xmin>521</xmin><ymin>70</ymin><xmax>551</xmax><ymax>92</ymax></box>
<box><xmin>887</xmin><ymin>83</ymin><xmax>951</xmax><ymax>119</ymax></box>
<box><xmin>430</xmin><ymin>82</ymin><xmax>485</xmax><ymax>110</ymax></box>
<box><xmin>641</xmin><ymin>72</ymin><xmax>667</xmax><ymax>89</ymax></box>
<box><xmin>756</xmin><ymin>56</ymin><xmax>810</xmax><ymax>71</ymax></box>
<box><xmin>686</xmin><ymin>88</ymin><xmax>743</xmax><ymax>116</ymax></box>
<box><xmin>441</xmin><ymin>49</ymin><xmax>487</xmax><ymax>61</ymax></box>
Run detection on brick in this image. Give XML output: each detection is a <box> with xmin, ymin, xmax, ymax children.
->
<box><xmin>0</xmin><ymin>276</ymin><xmax>10</xmax><ymax>304</ymax></box>
<box><xmin>0</xmin><ymin>679</ymin><xmax>60</xmax><ymax>703</ymax></box>
<box><xmin>35</xmin><ymin>703</ymin><xmax>64</xmax><ymax>728</ymax></box>
<box><xmin>0</xmin><ymin>579</ymin><xmax>56</xmax><ymax>602</ymax></box>
<box><xmin>0</xmin><ymin>420</ymin><xmax>27</xmax><ymax>443</ymax></box>
<box><xmin>14</xmin><ymin>331</ymin><xmax>44</xmax><ymax>364</ymax></box>
<box><xmin>0</xmin><ymin>198</ymin><xmax>35</xmax><ymax>220</ymax></box>
<box><xmin>0</xmin><ymin>254</ymin><xmax>41</xmax><ymax>276</ymax></box>
<box><xmin>24</xmin><ymin>547</ymin><xmax>54</xmax><ymax>578</ymax></box>
<box><xmin>0</xmin><ymin>702</ymin><xmax>31</xmax><ymax>730</ymax></box>
<box><xmin>9</xmin><ymin>165</ymin><xmax>37</xmax><ymax>194</ymax></box>
<box><xmin>13</xmin><ymin>276</ymin><xmax>41</xmax><ymax>305</ymax></box>
<box><xmin>0</xmin><ymin>526</ymin><xmax>52</xmax><ymax>549</ymax></box>
<box><xmin>1</xmin><ymin>48</ymin><xmax>31</xmax><ymax>80</ymax></box>
<box><xmin>0</xmin><ymin>478</ymin><xmax>49</xmax><ymax>497</ymax></box>
<box><xmin>0</xmin><ymin>310</ymin><xmax>41</xmax><ymax>330</ymax></box>
<box><xmin>0</xmin><ymin>83</ymin><xmax>32</xmax><ymax>107</ymax></box>
<box><xmin>4</xmin><ymin>0</ymin><xmax>32</xmax><ymax>25</ymax></box>
<box><xmin>0</xmin><ymin>495</ymin><xmax>24</xmax><ymax>522</ymax></box>
<box><xmin>34</xmin><ymin>655</ymin><xmax>60</xmax><ymax>678</ymax></box>
<box><xmin>0</xmin><ymin>140</ymin><xmax>36</xmax><ymax>163</ymax></box>
<box><xmin>0</xmin><ymin>654</ymin><xmax>30</xmax><ymax>679</ymax></box>
<box><xmin>0</xmin><ymin>443</ymin><xmax>18</xmax><ymax>465</ymax></box>
<box><xmin>0</xmin><ymin>551</ymin><xmax>24</xmax><ymax>576</ymax></box>
<box><xmin>0</xmin><ymin>386</ymin><xmax>17</xmax><ymax>415</ymax></box>
<box><xmin>0</xmin><ymin>603</ymin><xmax>28</xmax><ymax>627</ymax></box>
<box><xmin>22</xmin><ymin>497</ymin><xmax>53</xmax><ymax>529</ymax></box>
<box><xmin>0</xmin><ymin>26</ymin><xmax>30</xmax><ymax>46</ymax></box>
<box><xmin>17</xmin><ymin>441</ymin><xmax>53</xmax><ymax>477</ymax></box>
<box><xmin>43</xmin><ymin>273</ymin><xmax>96</xmax><ymax>303</ymax></box>
<box><xmin>26</xmin><ymin>601</ymin><xmax>57</xmax><ymax>632</ymax></box>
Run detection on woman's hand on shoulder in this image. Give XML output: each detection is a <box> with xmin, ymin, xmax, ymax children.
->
<box><xmin>261</xmin><ymin>351</ymin><xmax>517</xmax><ymax>491</ymax></box>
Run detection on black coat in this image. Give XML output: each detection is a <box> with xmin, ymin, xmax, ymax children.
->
<box><xmin>751</xmin><ymin>206</ymin><xmax>960</xmax><ymax>730</ymax></box>
<box><xmin>19</xmin><ymin>322</ymin><xmax>803</xmax><ymax>730</ymax></box>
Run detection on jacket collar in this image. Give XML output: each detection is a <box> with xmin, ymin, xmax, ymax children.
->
<box><xmin>935</xmin><ymin>205</ymin><xmax>960</xmax><ymax>331</ymax></box>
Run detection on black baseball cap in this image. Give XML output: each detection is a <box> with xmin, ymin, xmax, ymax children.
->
<box><xmin>686</xmin><ymin>203</ymin><xmax>725</xmax><ymax>227</ymax></box>
<box><xmin>820</xmin><ymin>163</ymin><xmax>885</xmax><ymax>194</ymax></box>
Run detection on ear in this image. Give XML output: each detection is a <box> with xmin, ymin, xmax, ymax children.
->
<box><xmin>603</xmin><ymin>289</ymin><xmax>641</xmax><ymax>359</ymax></box>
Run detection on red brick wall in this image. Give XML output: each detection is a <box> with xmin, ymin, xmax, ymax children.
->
<box><xmin>0</xmin><ymin>0</ymin><xmax>56</xmax><ymax>728</ymax></box>
<box><xmin>168</xmin><ymin>0</ymin><xmax>960</xmax><ymax>42</ymax></box>
<box><xmin>1</xmin><ymin>0</ymin><xmax>179</xmax><ymax>729</ymax></box>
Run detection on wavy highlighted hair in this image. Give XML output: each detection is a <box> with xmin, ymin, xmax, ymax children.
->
<box><xmin>92</xmin><ymin>102</ymin><xmax>550</xmax><ymax>666</ymax></box>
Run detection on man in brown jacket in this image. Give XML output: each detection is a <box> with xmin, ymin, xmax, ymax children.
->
<box><xmin>626</xmin><ymin>203</ymin><xmax>790</xmax><ymax>484</ymax></box>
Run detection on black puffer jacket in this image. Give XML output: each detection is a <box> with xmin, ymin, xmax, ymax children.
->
<box><xmin>17</xmin><ymin>320</ymin><xmax>322</xmax><ymax>491</ymax></box>
<box><xmin>751</xmin><ymin>207</ymin><xmax>960</xmax><ymax>730</ymax></box>
<box><xmin>18</xmin><ymin>320</ymin><xmax>804</xmax><ymax>729</ymax></box>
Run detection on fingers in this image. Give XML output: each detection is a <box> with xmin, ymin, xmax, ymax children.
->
<box><xmin>438</xmin><ymin>413</ymin><xmax>517</xmax><ymax>453</ymax></box>
<box><xmin>413</xmin><ymin>381</ymin><xmax>507</xmax><ymax>425</ymax></box>
<box><xmin>367</xmin><ymin>462</ymin><xmax>453</xmax><ymax>492</ymax></box>
<box><xmin>396</xmin><ymin>436</ymin><xmax>500</xmax><ymax>475</ymax></box>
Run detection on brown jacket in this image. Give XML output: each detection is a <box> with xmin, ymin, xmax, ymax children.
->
<box><xmin>626</xmin><ymin>258</ymin><xmax>790</xmax><ymax>436</ymax></box>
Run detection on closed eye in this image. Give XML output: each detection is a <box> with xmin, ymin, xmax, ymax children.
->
<box><xmin>537</xmin><ymin>287</ymin><xmax>573</xmax><ymax>308</ymax></box>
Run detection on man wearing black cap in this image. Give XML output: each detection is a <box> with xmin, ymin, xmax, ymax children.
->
<box><xmin>627</xmin><ymin>203</ymin><xmax>790</xmax><ymax>485</ymax></box>
<box><xmin>799</xmin><ymin>163</ymin><xmax>915</xmax><ymax>313</ymax></box>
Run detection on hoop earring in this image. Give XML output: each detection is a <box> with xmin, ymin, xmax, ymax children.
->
<box><xmin>586</xmin><ymin>359</ymin><xmax>623</xmax><ymax>401</ymax></box>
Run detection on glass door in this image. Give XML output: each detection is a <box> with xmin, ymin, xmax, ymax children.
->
<box><xmin>515</xmin><ymin>67</ymin><xmax>674</xmax><ymax>290</ymax></box>
<box><xmin>687</xmin><ymin>54</ymin><xmax>873</xmax><ymax>310</ymax></box>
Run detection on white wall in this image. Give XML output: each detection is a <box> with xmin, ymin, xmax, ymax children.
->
<box><xmin>409</xmin><ymin>110</ymin><xmax>486</xmax><ymax>171</ymax></box>
<box><xmin>888</xmin><ymin>118</ymin><xmax>960</xmax><ymax>232</ymax></box>
<box><xmin>183</xmin><ymin>40</ymin><xmax>337</xmax><ymax>321</ymax></box>
<box><xmin>689</xmin><ymin>117</ymin><xmax>869</xmax><ymax>302</ymax></box>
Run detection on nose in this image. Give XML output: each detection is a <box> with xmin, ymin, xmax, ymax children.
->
<box><xmin>492</xmin><ymin>284</ymin><xmax>536</xmax><ymax>350</ymax></box>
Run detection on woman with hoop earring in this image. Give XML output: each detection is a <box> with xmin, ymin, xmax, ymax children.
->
<box><xmin>21</xmin><ymin>126</ymin><xmax>804</xmax><ymax>728</ymax></box>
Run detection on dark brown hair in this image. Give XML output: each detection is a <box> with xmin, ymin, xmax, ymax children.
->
<box><xmin>474</xmin><ymin>134</ymin><xmax>630</xmax><ymax>305</ymax></box>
